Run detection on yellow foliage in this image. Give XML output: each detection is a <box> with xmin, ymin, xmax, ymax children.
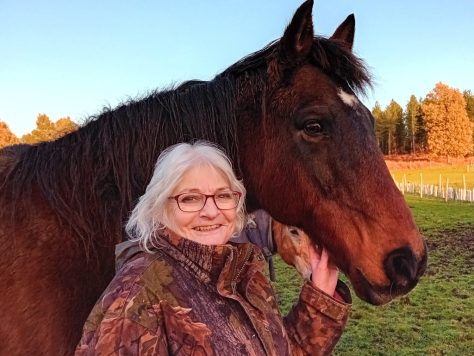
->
<box><xmin>0</xmin><ymin>121</ymin><xmax>20</xmax><ymax>149</ymax></box>
<box><xmin>21</xmin><ymin>114</ymin><xmax>79</xmax><ymax>144</ymax></box>
<box><xmin>422</xmin><ymin>82</ymin><xmax>473</xmax><ymax>157</ymax></box>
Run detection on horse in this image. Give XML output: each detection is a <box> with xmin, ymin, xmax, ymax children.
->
<box><xmin>238</xmin><ymin>210</ymin><xmax>311</xmax><ymax>281</ymax></box>
<box><xmin>0</xmin><ymin>1</ymin><xmax>427</xmax><ymax>354</ymax></box>
<box><xmin>272</xmin><ymin>220</ymin><xmax>312</xmax><ymax>280</ymax></box>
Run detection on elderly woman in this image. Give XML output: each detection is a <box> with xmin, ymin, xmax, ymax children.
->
<box><xmin>76</xmin><ymin>141</ymin><xmax>351</xmax><ymax>355</ymax></box>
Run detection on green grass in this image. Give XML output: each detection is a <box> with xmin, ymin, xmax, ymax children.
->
<box><xmin>272</xmin><ymin>195</ymin><xmax>474</xmax><ymax>354</ymax></box>
<box><xmin>391</xmin><ymin>164</ymin><xmax>474</xmax><ymax>189</ymax></box>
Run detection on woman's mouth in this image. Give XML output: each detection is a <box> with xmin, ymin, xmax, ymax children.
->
<box><xmin>193</xmin><ymin>224</ymin><xmax>222</xmax><ymax>232</ymax></box>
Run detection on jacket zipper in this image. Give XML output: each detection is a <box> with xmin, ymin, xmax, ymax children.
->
<box><xmin>231</xmin><ymin>246</ymin><xmax>252</xmax><ymax>294</ymax></box>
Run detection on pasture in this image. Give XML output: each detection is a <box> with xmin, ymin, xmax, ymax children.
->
<box><xmin>272</xmin><ymin>195</ymin><xmax>474</xmax><ymax>355</ymax></box>
<box><xmin>389</xmin><ymin>162</ymin><xmax>474</xmax><ymax>190</ymax></box>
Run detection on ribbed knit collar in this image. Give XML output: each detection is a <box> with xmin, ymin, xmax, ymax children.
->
<box><xmin>158</xmin><ymin>229</ymin><xmax>236</xmax><ymax>284</ymax></box>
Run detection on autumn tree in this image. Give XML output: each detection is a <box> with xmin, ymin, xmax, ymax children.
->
<box><xmin>21</xmin><ymin>114</ymin><xmax>78</xmax><ymax>144</ymax></box>
<box><xmin>0</xmin><ymin>121</ymin><xmax>20</xmax><ymax>149</ymax></box>
<box><xmin>422</xmin><ymin>82</ymin><xmax>473</xmax><ymax>157</ymax></box>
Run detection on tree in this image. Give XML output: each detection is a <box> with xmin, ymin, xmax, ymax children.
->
<box><xmin>464</xmin><ymin>90</ymin><xmax>474</xmax><ymax>152</ymax></box>
<box><xmin>415</xmin><ymin>98</ymin><xmax>428</xmax><ymax>153</ymax></box>
<box><xmin>463</xmin><ymin>90</ymin><xmax>474</xmax><ymax>122</ymax></box>
<box><xmin>422</xmin><ymin>82</ymin><xmax>473</xmax><ymax>157</ymax></box>
<box><xmin>0</xmin><ymin>121</ymin><xmax>20</xmax><ymax>149</ymax></box>
<box><xmin>54</xmin><ymin>117</ymin><xmax>79</xmax><ymax>137</ymax></box>
<box><xmin>372</xmin><ymin>102</ymin><xmax>386</xmax><ymax>152</ymax></box>
<box><xmin>21</xmin><ymin>114</ymin><xmax>78</xmax><ymax>144</ymax></box>
<box><xmin>384</xmin><ymin>100</ymin><xmax>404</xmax><ymax>155</ymax></box>
<box><xmin>405</xmin><ymin>95</ymin><xmax>422</xmax><ymax>154</ymax></box>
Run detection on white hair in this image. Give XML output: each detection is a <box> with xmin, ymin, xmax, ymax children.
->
<box><xmin>126</xmin><ymin>141</ymin><xmax>246</xmax><ymax>251</ymax></box>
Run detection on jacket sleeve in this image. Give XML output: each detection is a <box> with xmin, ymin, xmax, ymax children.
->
<box><xmin>75</xmin><ymin>316</ymin><xmax>169</xmax><ymax>356</ymax></box>
<box><xmin>283</xmin><ymin>280</ymin><xmax>352</xmax><ymax>356</ymax></box>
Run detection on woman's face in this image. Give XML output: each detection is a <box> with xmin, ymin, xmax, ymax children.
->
<box><xmin>167</xmin><ymin>165</ymin><xmax>238</xmax><ymax>245</ymax></box>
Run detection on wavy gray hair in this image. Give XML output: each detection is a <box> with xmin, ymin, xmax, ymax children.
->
<box><xmin>126</xmin><ymin>141</ymin><xmax>246</xmax><ymax>251</ymax></box>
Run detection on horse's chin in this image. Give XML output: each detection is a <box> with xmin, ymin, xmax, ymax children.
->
<box><xmin>347</xmin><ymin>268</ymin><xmax>420</xmax><ymax>306</ymax></box>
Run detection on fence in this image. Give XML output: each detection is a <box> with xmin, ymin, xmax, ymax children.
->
<box><xmin>395</xmin><ymin>180</ymin><xmax>474</xmax><ymax>203</ymax></box>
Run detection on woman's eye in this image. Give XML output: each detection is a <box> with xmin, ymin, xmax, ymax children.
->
<box><xmin>217</xmin><ymin>192</ymin><xmax>233</xmax><ymax>200</ymax></box>
<box><xmin>180</xmin><ymin>194</ymin><xmax>201</xmax><ymax>203</ymax></box>
<box><xmin>303</xmin><ymin>120</ymin><xmax>323</xmax><ymax>136</ymax></box>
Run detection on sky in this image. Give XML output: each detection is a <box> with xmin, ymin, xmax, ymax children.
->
<box><xmin>1</xmin><ymin>0</ymin><xmax>473</xmax><ymax>136</ymax></box>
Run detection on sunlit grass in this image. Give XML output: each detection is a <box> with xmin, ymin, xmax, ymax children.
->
<box><xmin>391</xmin><ymin>164</ymin><xmax>474</xmax><ymax>189</ymax></box>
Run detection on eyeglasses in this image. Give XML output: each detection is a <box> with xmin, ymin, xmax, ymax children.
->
<box><xmin>169</xmin><ymin>191</ymin><xmax>242</xmax><ymax>212</ymax></box>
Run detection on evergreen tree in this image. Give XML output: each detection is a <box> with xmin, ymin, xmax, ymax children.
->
<box><xmin>463</xmin><ymin>90</ymin><xmax>474</xmax><ymax>122</ymax></box>
<box><xmin>372</xmin><ymin>102</ymin><xmax>386</xmax><ymax>153</ymax></box>
<box><xmin>405</xmin><ymin>95</ymin><xmax>422</xmax><ymax>154</ymax></box>
<box><xmin>415</xmin><ymin>98</ymin><xmax>428</xmax><ymax>153</ymax></box>
<box><xmin>384</xmin><ymin>100</ymin><xmax>404</xmax><ymax>155</ymax></box>
<box><xmin>0</xmin><ymin>121</ymin><xmax>20</xmax><ymax>149</ymax></box>
<box><xmin>422</xmin><ymin>82</ymin><xmax>473</xmax><ymax>157</ymax></box>
<box><xmin>463</xmin><ymin>90</ymin><xmax>474</xmax><ymax>152</ymax></box>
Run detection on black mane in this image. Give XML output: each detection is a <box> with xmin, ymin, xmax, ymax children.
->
<box><xmin>222</xmin><ymin>36</ymin><xmax>371</xmax><ymax>93</ymax></box>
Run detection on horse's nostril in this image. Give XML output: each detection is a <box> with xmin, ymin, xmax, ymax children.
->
<box><xmin>384</xmin><ymin>247</ymin><xmax>418</xmax><ymax>287</ymax></box>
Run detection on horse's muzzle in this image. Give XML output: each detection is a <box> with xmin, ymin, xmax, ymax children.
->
<box><xmin>352</xmin><ymin>242</ymin><xmax>428</xmax><ymax>305</ymax></box>
<box><xmin>383</xmin><ymin>245</ymin><xmax>427</xmax><ymax>290</ymax></box>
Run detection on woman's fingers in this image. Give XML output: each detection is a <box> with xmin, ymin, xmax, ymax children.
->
<box><xmin>309</xmin><ymin>246</ymin><xmax>339</xmax><ymax>297</ymax></box>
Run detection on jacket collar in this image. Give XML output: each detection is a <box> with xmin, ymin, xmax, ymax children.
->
<box><xmin>157</xmin><ymin>229</ymin><xmax>237</xmax><ymax>284</ymax></box>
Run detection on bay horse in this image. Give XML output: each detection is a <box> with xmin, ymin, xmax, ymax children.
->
<box><xmin>0</xmin><ymin>1</ymin><xmax>427</xmax><ymax>354</ymax></box>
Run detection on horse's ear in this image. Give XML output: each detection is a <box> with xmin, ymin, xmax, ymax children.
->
<box><xmin>280</xmin><ymin>0</ymin><xmax>314</xmax><ymax>60</ymax></box>
<box><xmin>330</xmin><ymin>14</ymin><xmax>355</xmax><ymax>51</ymax></box>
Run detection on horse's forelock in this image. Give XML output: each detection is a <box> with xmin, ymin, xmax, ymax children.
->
<box><xmin>221</xmin><ymin>36</ymin><xmax>372</xmax><ymax>96</ymax></box>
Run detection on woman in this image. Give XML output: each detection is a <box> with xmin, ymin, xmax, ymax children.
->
<box><xmin>76</xmin><ymin>141</ymin><xmax>351</xmax><ymax>355</ymax></box>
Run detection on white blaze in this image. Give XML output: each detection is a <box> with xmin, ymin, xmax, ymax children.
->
<box><xmin>338</xmin><ymin>89</ymin><xmax>359</xmax><ymax>108</ymax></box>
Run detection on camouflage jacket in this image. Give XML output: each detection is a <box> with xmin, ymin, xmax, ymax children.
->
<box><xmin>76</xmin><ymin>231</ymin><xmax>351</xmax><ymax>355</ymax></box>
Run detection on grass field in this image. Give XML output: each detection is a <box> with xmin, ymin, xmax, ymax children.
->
<box><xmin>390</xmin><ymin>164</ymin><xmax>474</xmax><ymax>190</ymax></box>
<box><xmin>272</xmin><ymin>195</ymin><xmax>474</xmax><ymax>355</ymax></box>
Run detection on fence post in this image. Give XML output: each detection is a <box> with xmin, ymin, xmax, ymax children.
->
<box><xmin>445</xmin><ymin>178</ymin><xmax>449</xmax><ymax>202</ymax></box>
<box><xmin>420</xmin><ymin>173</ymin><xmax>423</xmax><ymax>198</ymax></box>
<box><xmin>463</xmin><ymin>174</ymin><xmax>466</xmax><ymax>201</ymax></box>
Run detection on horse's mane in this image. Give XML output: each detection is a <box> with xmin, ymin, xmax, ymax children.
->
<box><xmin>1</xmin><ymin>78</ymin><xmax>240</xmax><ymax>255</ymax></box>
<box><xmin>1</xmin><ymin>35</ymin><xmax>371</xmax><ymax>256</ymax></box>
<box><xmin>222</xmin><ymin>36</ymin><xmax>371</xmax><ymax>94</ymax></box>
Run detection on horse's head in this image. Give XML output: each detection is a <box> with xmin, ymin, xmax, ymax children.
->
<box><xmin>235</xmin><ymin>0</ymin><xmax>427</xmax><ymax>305</ymax></box>
<box><xmin>272</xmin><ymin>220</ymin><xmax>312</xmax><ymax>280</ymax></box>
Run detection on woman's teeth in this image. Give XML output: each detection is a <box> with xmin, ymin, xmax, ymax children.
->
<box><xmin>194</xmin><ymin>225</ymin><xmax>221</xmax><ymax>232</ymax></box>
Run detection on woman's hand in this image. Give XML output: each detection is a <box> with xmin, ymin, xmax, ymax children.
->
<box><xmin>309</xmin><ymin>245</ymin><xmax>339</xmax><ymax>297</ymax></box>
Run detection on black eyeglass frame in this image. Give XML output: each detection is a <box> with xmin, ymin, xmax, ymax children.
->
<box><xmin>168</xmin><ymin>191</ymin><xmax>242</xmax><ymax>212</ymax></box>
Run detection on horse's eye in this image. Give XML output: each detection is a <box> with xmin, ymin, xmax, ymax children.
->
<box><xmin>303</xmin><ymin>120</ymin><xmax>323</xmax><ymax>136</ymax></box>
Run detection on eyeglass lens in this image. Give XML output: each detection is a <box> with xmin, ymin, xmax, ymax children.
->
<box><xmin>177</xmin><ymin>191</ymin><xmax>239</xmax><ymax>212</ymax></box>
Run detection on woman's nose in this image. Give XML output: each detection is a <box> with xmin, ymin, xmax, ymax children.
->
<box><xmin>199</xmin><ymin>196</ymin><xmax>220</xmax><ymax>217</ymax></box>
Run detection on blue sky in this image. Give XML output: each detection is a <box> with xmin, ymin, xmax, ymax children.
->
<box><xmin>1</xmin><ymin>0</ymin><xmax>473</xmax><ymax>136</ymax></box>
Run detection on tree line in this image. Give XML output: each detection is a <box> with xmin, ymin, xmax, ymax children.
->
<box><xmin>373</xmin><ymin>82</ymin><xmax>474</xmax><ymax>157</ymax></box>
<box><xmin>1</xmin><ymin>82</ymin><xmax>474</xmax><ymax>157</ymax></box>
<box><xmin>0</xmin><ymin>114</ymin><xmax>78</xmax><ymax>149</ymax></box>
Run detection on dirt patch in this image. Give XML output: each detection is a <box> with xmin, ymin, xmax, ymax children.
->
<box><xmin>424</xmin><ymin>226</ymin><xmax>474</xmax><ymax>277</ymax></box>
